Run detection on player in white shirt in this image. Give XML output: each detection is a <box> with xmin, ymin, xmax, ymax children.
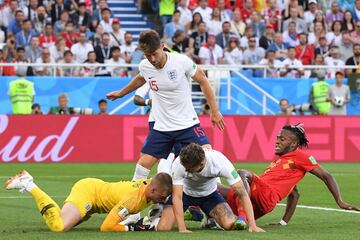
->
<box><xmin>106</xmin><ymin>30</ymin><xmax>224</xmax><ymax>181</ymax></box>
<box><xmin>156</xmin><ymin>143</ymin><xmax>265</xmax><ymax>233</ymax></box>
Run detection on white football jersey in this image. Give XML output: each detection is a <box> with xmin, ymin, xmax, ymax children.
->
<box><xmin>139</xmin><ymin>52</ymin><xmax>200</xmax><ymax>131</ymax></box>
<box><xmin>172</xmin><ymin>149</ymin><xmax>241</xmax><ymax>197</ymax></box>
<box><xmin>134</xmin><ymin>83</ymin><xmax>154</xmax><ymax>122</ymax></box>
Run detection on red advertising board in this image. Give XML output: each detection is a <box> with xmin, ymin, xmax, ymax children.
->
<box><xmin>1</xmin><ymin>115</ymin><xmax>360</xmax><ymax>163</ymax></box>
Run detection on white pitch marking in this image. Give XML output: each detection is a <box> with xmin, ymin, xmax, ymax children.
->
<box><xmin>277</xmin><ymin>203</ymin><xmax>360</xmax><ymax>214</ymax></box>
<box><xmin>0</xmin><ymin>195</ymin><xmax>66</xmax><ymax>199</ymax></box>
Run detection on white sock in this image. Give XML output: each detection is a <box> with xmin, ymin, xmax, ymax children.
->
<box><xmin>157</xmin><ymin>153</ymin><xmax>175</xmax><ymax>174</ymax></box>
<box><xmin>25</xmin><ymin>181</ymin><xmax>37</xmax><ymax>192</ymax></box>
<box><xmin>132</xmin><ymin>164</ymin><xmax>150</xmax><ymax>181</ymax></box>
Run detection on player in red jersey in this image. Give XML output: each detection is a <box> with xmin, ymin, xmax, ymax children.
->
<box><xmin>218</xmin><ymin>123</ymin><xmax>360</xmax><ymax>226</ymax></box>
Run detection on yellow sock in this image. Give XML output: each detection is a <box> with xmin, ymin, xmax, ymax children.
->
<box><xmin>30</xmin><ymin>187</ymin><xmax>64</xmax><ymax>232</ymax></box>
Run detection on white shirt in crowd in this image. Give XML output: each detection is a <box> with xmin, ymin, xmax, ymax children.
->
<box><xmin>280</xmin><ymin>58</ymin><xmax>304</xmax><ymax>78</ymax></box>
<box><xmin>199</xmin><ymin>44</ymin><xmax>224</xmax><ymax>65</ymax></box>
<box><xmin>240</xmin><ymin>36</ymin><xmax>259</xmax><ymax>49</ymax></box>
<box><xmin>178</xmin><ymin>6</ymin><xmax>193</xmax><ymax>27</ymax></box>
<box><xmin>70</xmin><ymin>42</ymin><xmax>94</xmax><ymax>63</ymax></box>
<box><xmin>326</xmin><ymin>32</ymin><xmax>342</xmax><ymax>47</ymax></box>
<box><xmin>100</xmin><ymin>18</ymin><xmax>115</xmax><ymax>33</ymax></box>
<box><xmin>106</xmin><ymin>57</ymin><xmax>127</xmax><ymax>77</ymax></box>
<box><xmin>139</xmin><ymin>52</ymin><xmax>199</xmax><ymax>131</ymax></box>
<box><xmin>109</xmin><ymin>30</ymin><xmax>126</xmax><ymax>47</ymax></box>
<box><xmin>282</xmin><ymin>31</ymin><xmax>299</xmax><ymax>47</ymax></box>
<box><xmin>120</xmin><ymin>43</ymin><xmax>138</xmax><ymax>56</ymax></box>
<box><xmin>35</xmin><ymin>56</ymin><xmax>55</xmax><ymax>75</ymax></box>
<box><xmin>206</xmin><ymin>20</ymin><xmax>223</xmax><ymax>35</ymax></box>
<box><xmin>172</xmin><ymin>148</ymin><xmax>241</xmax><ymax>197</ymax></box>
<box><xmin>224</xmin><ymin>48</ymin><xmax>243</xmax><ymax>65</ymax></box>
<box><xmin>134</xmin><ymin>83</ymin><xmax>154</xmax><ymax>122</ymax></box>
<box><xmin>324</xmin><ymin>57</ymin><xmax>345</xmax><ymax>78</ymax></box>
<box><xmin>193</xmin><ymin>6</ymin><xmax>212</xmax><ymax>22</ymax></box>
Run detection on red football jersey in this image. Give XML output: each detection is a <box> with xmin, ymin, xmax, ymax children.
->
<box><xmin>260</xmin><ymin>150</ymin><xmax>319</xmax><ymax>200</ymax></box>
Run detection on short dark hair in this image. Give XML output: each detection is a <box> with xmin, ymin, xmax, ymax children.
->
<box><xmin>279</xmin><ymin>98</ymin><xmax>289</xmax><ymax>105</ymax></box>
<box><xmin>16</xmin><ymin>47</ymin><xmax>25</xmax><ymax>52</ymax></box>
<box><xmin>111</xmin><ymin>46</ymin><xmax>120</xmax><ymax>53</ymax></box>
<box><xmin>87</xmin><ymin>51</ymin><xmax>96</xmax><ymax>57</ymax></box>
<box><xmin>98</xmin><ymin>99</ymin><xmax>107</xmax><ymax>105</ymax></box>
<box><xmin>180</xmin><ymin>143</ymin><xmax>205</xmax><ymax>170</ymax></box>
<box><xmin>173</xmin><ymin>9</ymin><xmax>181</xmax><ymax>15</ymax></box>
<box><xmin>45</xmin><ymin>23</ymin><xmax>52</xmax><ymax>28</ymax></box>
<box><xmin>139</xmin><ymin>30</ymin><xmax>161</xmax><ymax>53</ymax></box>
<box><xmin>282</xmin><ymin>124</ymin><xmax>309</xmax><ymax>149</ymax></box>
<box><xmin>101</xmin><ymin>8</ymin><xmax>111</xmax><ymax>14</ymax></box>
<box><xmin>64</xmin><ymin>50</ymin><xmax>73</xmax><ymax>56</ymax></box>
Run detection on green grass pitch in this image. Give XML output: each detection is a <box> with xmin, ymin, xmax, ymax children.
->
<box><xmin>0</xmin><ymin>163</ymin><xmax>359</xmax><ymax>240</ymax></box>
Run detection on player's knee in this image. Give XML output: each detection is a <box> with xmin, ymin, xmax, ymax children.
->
<box><xmin>156</xmin><ymin>220</ymin><xmax>172</xmax><ymax>231</ymax></box>
<box><xmin>49</xmin><ymin>223</ymin><xmax>65</xmax><ymax>232</ymax></box>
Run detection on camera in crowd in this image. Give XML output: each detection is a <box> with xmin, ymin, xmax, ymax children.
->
<box><xmin>287</xmin><ymin>103</ymin><xmax>318</xmax><ymax>114</ymax></box>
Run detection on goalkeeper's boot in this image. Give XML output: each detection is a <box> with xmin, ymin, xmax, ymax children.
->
<box><xmin>120</xmin><ymin>213</ymin><xmax>141</xmax><ymax>225</ymax></box>
<box><xmin>233</xmin><ymin>216</ymin><xmax>248</xmax><ymax>230</ymax></box>
<box><xmin>4</xmin><ymin>170</ymin><xmax>33</xmax><ymax>193</ymax></box>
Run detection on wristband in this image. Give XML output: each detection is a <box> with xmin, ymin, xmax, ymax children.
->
<box><xmin>145</xmin><ymin>99</ymin><xmax>150</xmax><ymax>106</ymax></box>
<box><xmin>279</xmin><ymin>219</ymin><xmax>287</xmax><ymax>226</ymax></box>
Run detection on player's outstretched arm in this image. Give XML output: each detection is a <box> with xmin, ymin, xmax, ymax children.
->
<box><xmin>310</xmin><ymin>166</ymin><xmax>360</xmax><ymax>211</ymax></box>
<box><xmin>172</xmin><ymin>185</ymin><xmax>191</xmax><ymax>233</ymax></box>
<box><xmin>269</xmin><ymin>186</ymin><xmax>300</xmax><ymax>226</ymax></box>
<box><xmin>192</xmin><ymin>67</ymin><xmax>225</xmax><ymax>131</ymax></box>
<box><xmin>231</xmin><ymin>180</ymin><xmax>265</xmax><ymax>232</ymax></box>
<box><xmin>106</xmin><ymin>74</ymin><xmax>146</xmax><ymax>101</ymax></box>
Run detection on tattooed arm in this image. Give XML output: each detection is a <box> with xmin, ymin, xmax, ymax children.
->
<box><xmin>231</xmin><ymin>180</ymin><xmax>265</xmax><ymax>232</ymax></box>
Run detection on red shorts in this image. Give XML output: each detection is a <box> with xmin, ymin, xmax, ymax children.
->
<box><xmin>226</xmin><ymin>174</ymin><xmax>280</xmax><ymax>219</ymax></box>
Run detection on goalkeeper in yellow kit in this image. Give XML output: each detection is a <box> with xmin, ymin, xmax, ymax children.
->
<box><xmin>4</xmin><ymin>170</ymin><xmax>172</xmax><ymax>232</ymax></box>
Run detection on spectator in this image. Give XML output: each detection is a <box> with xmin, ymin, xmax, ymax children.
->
<box><xmin>98</xmin><ymin>99</ymin><xmax>108</xmax><ymax>115</ymax></box>
<box><xmin>53</xmin><ymin>10</ymin><xmax>69</xmax><ymax>35</ymax></box>
<box><xmin>31</xmin><ymin>103</ymin><xmax>43</xmax><ymax>114</ymax></box>
<box><xmin>279</xmin><ymin>47</ymin><xmax>304</xmax><ymax>78</ymax></box>
<box><xmin>326</xmin><ymin>2</ymin><xmax>344</xmax><ymax>28</ymax></box>
<box><xmin>339</xmin><ymin>32</ymin><xmax>353</xmax><ymax>61</ymax></box>
<box><xmin>352</xmin><ymin>0</ymin><xmax>360</xmax><ymax>22</ymax></box>
<box><xmin>310</xmin><ymin>53</ymin><xmax>325</xmax><ymax>77</ymax></box>
<box><xmin>62</xmin><ymin>22</ymin><xmax>78</xmax><ymax>49</ymax></box>
<box><xmin>328</xmin><ymin>71</ymin><xmax>351</xmax><ymax>115</ymax></box>
<box><xmin>3</xmin><ymin>35</ymin><xmax>17</xmax><ymax>62</ymax></box>
<box><xmin>240</xmin><ymin>25</ymin><xmax>259</xmax><ymax>50</ymax></box>
<box><xmin>326</xmin><ymin>21</ymin><xmax>343</xmax><ymax>47</ymax></box>
<box><xmin>73</xmin><ymin>2</ymin><xmax>91</xmax><ymax>28</ymax></box>
<box><xmin>206</xmin><ymin>7</ymin><xmax>222</xmax><ymax>35</ymax></box>
<box><xmin>188</xmin><ymin>21</ymin><xmax>208</xmax><ymax>62</ymax></box>
<box><xmin>277</xmin><ymin>98</ymin><xmax>293</xmax><ymax>115</ymax></box>
<box><xmin>92</xmin><ymin>24</ymin><xmax>104</xmax><ymax>47</ymax></box>
<box><xmin>350</xmin><ymin>20</ymin><xmax>360</xmax><ymax>44</ymax></box>
<box><xmin>120</xmin><ymin>32</ymin><xmax>137</xmax><ymax>64</ymax></box>
<box><xmin>23</xmin><ymin>0</ymin><xmax>39</xmax><ymax>21</ymax></box>
<box><xmin>0</xmin><ymin>25</ymin><xmax>5</xmax><ymax>46</ymax></box>
<box><xmin>259</xmin><ymin>50</ymin><xmax>282</xmax><ymax>77</ymax></box>
<box><xmin>218</xmin><ymin>0</ymin><xmax>232</xmax><ymax>22</ymax></box>
<box><xmin>71</xmin><ymin>32</ymin><xmax>94</xmax><ymax>63</ymax></box>
<box><xmin>309</xmin><ymin>70</ymin><xmax>330</xmax><ymax>115</ymax></box>
<box><xmin>178</xmin><ymin>0</ymin><xmax>192</xmax><ymax>27</ymax></box>
<box><xmin>282</xmin><ymin>21</ymin><xmax>299</xmax><ymax>47</ymax></box>
<box><xmin>308</xmin><ymin>21</ymin><xmax>326</xmax><ymax>46</ymax></box>
<box><xmin>216</xmin><ymin>21</ymin><xmax>238</xmax><ymax>49</ymax></box>
<box><xmin>251</xmin><ymin>12</ymin><xmax>265</xmax><ymax>39</ymax></box>
<box><xmin>283</xmin><ymin>7</ymin><xmax>307</xmax><ymax>34</ymax></box>
<box><xmin>39</xmin><ymin>23</ymin><xmax>56</xmax><ymax>48</ymax></box>
<box><xmin>315</xmin><ymin>36</ymin><xmax>329</xmax><ymax>57</ymax></box>
<box><xmin>259</xmin><ymin>24</ymin><xmax>275</xmax><ymax>50</ymax></box>
<box><xmin>99</xmin><ymin>8</ymin><xmax>114</xmax><ymax>33</ymax></box>
<box><xmin>163</xmin><ymin>10</ymin><xmax>184</xmax><ymax>46</ymax></box>
<box><xmin>92</xmin><ymin>0</ymin><xmax>111</xmax><ymax>23</ymax></box>
<box><xmin>15</xmin><ymin>19</ymin><xmax>35</xmax><ymax>48</ymax></box>
<box><xmin>159</xmin><ymin>0</ymin><xmax>176</xmax><ymax>28</ymax></box>
<box><xmin>224</xmin><ymin>37</ymin><xmax>243</xmax><ymax>65</ymax></box>
<box><xmin>342</xmin><ymin>11</ymin><xmax>355</xmax><ymax>33</ymax></box>
<box><xmin>295</xmin><ymin>32</ymin><xmax>314</xmax><ymax>65</ymax></box>
<box><xmin>193</xmin><ymin>0</ymin><xmax>212</xmax><ymax>23</ymax></box>
<box><xmin>109</xmin><ymin>18</ymin><xmax>125</xmax><ymax>47</ymax></box>
<box><xmin>239</xmin><ymin>0</ymin><xmax>253</xmax><ymax>24</ymax></box>
<box><xmin>185</xmin><ymin>12</ymin><xmax>203</xmax><ymax>35</ymax></box>
<box><xmin>33</xmin><ymin>6</ymin><xmax>47</xmax><ymax>36</ymax></box>
<box><xmin>243</xmin><ymin>35</ymin><xmax>265</xmax><ymax>65</ymax></box>
<box><xmin>325</xmin><ymin>46</ymin><xmax>345</xmax><ymax>78</ymax></box>
<box><xmin>106</xmin><ymin>46</ymin><xmax>127</xmax><ymax>77</ymax></box>
<box><xmin>94</xmin><ymin>32</ymin><xmax>111</xmax><ymax>63</ymax></box>
<box><xmin>25</xmin><ymin>37</ymin><xmax>42</xmax><ymax>63</ymax></box>
<box><xmin>283</xmin><ymin>0</ymin><xmax>304</xmax><ymax>20</ymax></box>
<box><xmin>0</xmin><ymin>0</ymin><xmax>18</xmax><ymax>29</ymax></box>
<box><xmin>8</xmin><ymin>10</ymin><xmax>25</xmax><ymax>35</ymax></box>
<box><xmin>304</xmin><ymin>0</ymin><xmax>319</xmax><ymax>30</ymax></box>
<box><xmin>268</xmin><ymin>32</ymin><xmax>289</xmax><ymax>61</ymax></box>
<box><xmin>49</xmin><ymin>37</ymin><xmax>68</xmax><ymax>62</ymax></box>
<box><xmin>79</xmin><ymin>51</ymin><xmax>101</xmax><ymax>76</ymax></box>
<box><xmin>49</xmin><ymin>93</ymin><xmax>74</xmax><ymax>115</ymax></box>
<box><xmin>310</xmin><ymin>11</ymin><xmax>327</xmax><ymax>33</ymax></box>
<box><xmin>8</xmin><ymin>66</ymin><xmax>34</xmax><ymax>114</ymax></box>
<box><xmin>263</xmin><ymin>0</ymin><xmax>282</xmax><ymax>31</ymax></box>
<box><xmin>57</xmin><ymin>50</ymin><xmax>79</xmax><ymax>76</ymax></box>
<box><xmin>199</xmin><ymin>34</ymin><xmax>223</xmax><ymax>64</ymax></box>
<box><xmin>230</xmin><ymin>8</ymin><xmax>246</xmax><ymax>37</ymax></box>
<box><xmin>35</xmin><ymin>47</ymin><xmax>55</xmax><ymax>76</ymax></box>
<box><xmin>51</xmin><ymin>0</ymin><xmax>67</xmax><ymax>24</ymax></box>
<box><xmin>345</xmin><ymin>43</ymin><xmax>360</xmax><ymax>75</ymax></box>
<box><xmin>171</xmin><ymin>29</ymin><xmax>190</xmax><ymax>56</ymax></box>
